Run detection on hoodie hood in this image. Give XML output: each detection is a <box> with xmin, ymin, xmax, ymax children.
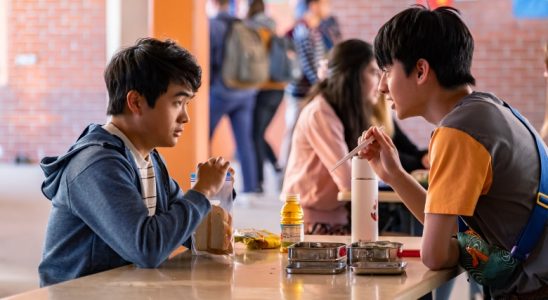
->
<box><xmin>41</xmin><ymin>124</ymin><xmax>126</xmax><ymax>200</ymax></box>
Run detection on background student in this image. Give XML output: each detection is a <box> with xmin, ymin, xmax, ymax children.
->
<box><xmin>282</xmin><ymin>39</ymin><xmax>427</xmax><ymax>235</ymax></box>
<box><xmin>245</xmin><ymin>0</ymin><xmax>286</xmax><ymax>193</ymax></box>
<box><xmin>209</xmin><ymin>0</ymin><xmax>259</xmax><ymax>193</ymax></box>
<box><xmin>278</xmin><ymin>0</ymin><xmax>340</xmax><ymax>170</ymax></box>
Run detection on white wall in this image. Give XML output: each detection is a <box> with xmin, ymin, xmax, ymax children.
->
<box><xmin>106</xmin><ymin>0</ymin><xmax>148</xmax><ymax>62</ymax></box>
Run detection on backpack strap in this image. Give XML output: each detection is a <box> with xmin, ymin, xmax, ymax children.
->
<box><xmin>457</xmin><ymin>101</ymin><xmax>548</xmax><ymax>261</ymax></box>
<box><xmin>503</xmin><ymin>102</ymin><xmax>548</xmax><ymax>261</ymax></box>
<box><xmin>221</xmin><ymin>16</ymin><xmax>238</xmax><ymax>44</ymax></box>
<box><xmin>254</xmin><ymin>26</ymin><xmax>273</xmax><ymax>49</ymax></box>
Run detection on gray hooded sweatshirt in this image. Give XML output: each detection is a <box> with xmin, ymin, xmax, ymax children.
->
<box><xmin>39</xmin><ymin>124</ymin><xmax>210</xmax><ymax>286</ymax></box>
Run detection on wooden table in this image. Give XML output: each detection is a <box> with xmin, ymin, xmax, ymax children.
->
<box><xmin>379</xmin><ymin>190</ymin><xmax>402</xmax><ymax>203</ymax></box>
<box><xmin>5</xmin><ymin>236</ymin><xmax>463</xmax><ymax>300</ymax></box>
<box><xmin>338</xmin><ymin>190</ymin><xmax>402</xmax><ymax>203</ymax></box>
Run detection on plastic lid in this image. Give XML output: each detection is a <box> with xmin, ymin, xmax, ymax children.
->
<box><xmin>337</xmin><ymin>191</ymin><xmax>351</xmax><ymax>201</ymax></box>
<box><xmin>351</xmin><ymin>157</ymin><xmax>376</xmax><ymax>179</ymax></box>
<box><xmin>190</xmin><ymin>172</ymin><xmax>231</xmax><ymax>181</ymax></box>
<box><xmin>284</xmin><ymin>193</ymin><xmax>300</xmax><ymax>202</ymax></box>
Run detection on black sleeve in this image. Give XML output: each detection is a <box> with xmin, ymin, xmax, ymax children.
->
<box><xmin>393</xmin><ymin>120</ymin><xmax>428</xmax><ymax>172</ymax></box>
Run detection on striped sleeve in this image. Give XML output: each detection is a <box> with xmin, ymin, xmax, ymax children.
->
<box><xmin>293</xmin><ymin>25</ymin><xmax>319</xmax><ymax>84</ymax></box>
<box><xmin>139</xmin><ymin>160</ymin><xmax>157</xmax><ymax>216</ymax></box>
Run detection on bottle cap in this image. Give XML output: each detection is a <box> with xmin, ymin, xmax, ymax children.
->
<box><xmin>351</xmin><ymin>157</ymin><xmax>376</xmax><ymax>179</ymax></box>
<box><xmin>190</xmin><ymin>172</ymin><xmax>231</xmax><ymax>181</ymax></box>
<box><xmin>284</xmin><ymin>193</ymin><xmax>300</xmax><ymax>202</ymax></box>
<box><xmin>337</xmin><ymin>191</ymin><xmax>351</xmax><ymax>201</ymax></box>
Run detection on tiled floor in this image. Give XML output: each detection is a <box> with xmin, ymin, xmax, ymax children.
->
<box><xmin>0</xmin><ymin>165</ymin><xmax>51</xmax><ymax>298</ymax></box>
<box><xmin>0</xmin><ymin>163</ymin><xmax>476</xmax><ymax>299</ymax></box>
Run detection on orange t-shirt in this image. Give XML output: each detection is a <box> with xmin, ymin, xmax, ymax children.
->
<box><xmin>425</xmin><ymin>127</ymin><xmax>492</xmax><ymax>216</ymax></box>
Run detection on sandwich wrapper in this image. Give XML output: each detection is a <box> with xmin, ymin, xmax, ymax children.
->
<box><xmin>234</xmin><ymin>229</ymin><xmax>280</xmax><ymax>249</ymax></box>
<box><xmin>191</xmin><ymin>173</ymin><xmax>234</xmax><ymax>256</ymax></box>
<box><xmin>193</xmin><ymin>205</ymin><xmax>233</xmax><ymax>255</ymax></box>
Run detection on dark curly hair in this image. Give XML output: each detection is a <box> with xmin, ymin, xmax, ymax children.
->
<box><xmin>104</xmin><ymin>38</ymin><xmax>202</xmax><ymax>115</ymax></box>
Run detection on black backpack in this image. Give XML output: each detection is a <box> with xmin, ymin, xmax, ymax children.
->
<box><xmin>255</xmin><ymin>27</ymin><xmax>301</xmax><ymax>83</ymax></box>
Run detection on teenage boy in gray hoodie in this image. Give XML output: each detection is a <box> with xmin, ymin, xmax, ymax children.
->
<box><xmin>39</xmin><ymin>38</ymin><xmax>231</xmax><ymax>286</ymax></box>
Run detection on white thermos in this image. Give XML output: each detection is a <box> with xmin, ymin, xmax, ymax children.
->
<box><xmin>351</xmin><ymin>156</ymin><xmax>378</xmax><ymax>243</ymax></box>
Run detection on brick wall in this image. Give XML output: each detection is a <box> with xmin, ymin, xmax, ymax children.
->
<box><xmin>0</xmin><ymin>0</ymin><xmax>106</xmax><ymax>163</ymax></box>
<box><xmin>331</xmin><ymin>0</ymin><xmax>548</xmax><ymax>147</ymax></box>
<box><xmin>0</xmin><ymin>0</ymin><xmax>546</xmax><ymax>163</ymax></box>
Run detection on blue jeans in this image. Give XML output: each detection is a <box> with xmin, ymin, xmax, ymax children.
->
<box><xmin>253</xmin><ymin>90</ymin><xmax>284</xmax><ymax>187</ymax></box>
<box><xmin>210</xmin><ymin>88</ymin><xmax>258</xmax><ymax>192</ymax></box>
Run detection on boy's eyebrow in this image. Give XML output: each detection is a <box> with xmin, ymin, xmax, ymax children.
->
<box><xmin>175</xmin><ymin>90</ymin><xmax>194</xmax><ymax>98</ymax></box>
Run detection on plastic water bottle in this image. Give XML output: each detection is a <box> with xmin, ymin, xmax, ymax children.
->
<box><xmin>351</xmin><ymin>157</ymin><xmax>378</xmax><ymax>243</ymax></box>
<box><xmin>280</xmin><ymin>193</ymin><xmax>304</xmax><ymax>253</ymax></box>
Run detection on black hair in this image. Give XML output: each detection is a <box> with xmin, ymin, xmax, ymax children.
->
<box><xmin>308</xmin><ymin>39</ymin><xmax>375</xmax><ymax>151</ymax></box>
<box><xmin>216</xmin><ymin>0</ymin><xmax>230</xmax><ymax>6</ymax></box>
<box><xmin>374</xmin><ymin>5</ymin><xmax>475</xmax><ymax>89</ymax></box>
<box><xmin>104</xmin><ymin>38</ymin><xmax>202</xmax><ymax>115</ymax></box>
<box><xmin>305</xmin><ymin>0</ymin><xmax>319</xmax><ymax>8</ymax></box>
<box><xmin>247</xmin><ymin>0</ymin><xmax>265</xmax><ymax>18</ymax></box>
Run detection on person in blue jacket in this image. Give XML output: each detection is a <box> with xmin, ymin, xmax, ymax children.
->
<box><xmin>38</xmin><ymin>38</ymin><xmax>232</xmax><ymax>286</ymax></box>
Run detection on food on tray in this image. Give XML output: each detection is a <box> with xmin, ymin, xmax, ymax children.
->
<box><xmin>234</xmin><ymin>229</ymin><xmax>280</xmax><ymax>249</ymax></box>
<box><xmin>195</xmin><ymin>205</ymin><xmax>233</xmax><ymax>254</ymax></box>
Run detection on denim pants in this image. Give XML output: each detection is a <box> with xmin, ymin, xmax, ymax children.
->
<box><xmin>252</xmin><ymin>89</ymin><xmax>284</xmax><ymax>186</ymax></box>
<box><xmin>210</xmin><ymin>88</ymin><xmax>258</xmax><ymax>192</ymax></box>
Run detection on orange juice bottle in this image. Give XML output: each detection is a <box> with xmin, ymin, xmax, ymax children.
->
<box><xmin>280</xmin><ymin>193</ymin><xmax>304</xmax><ymax>253</ymax></box>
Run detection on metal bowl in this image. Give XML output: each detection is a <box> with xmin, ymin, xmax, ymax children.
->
<box><xmin>347</xmin><ymin>241</ymin><xmax>403</xmax><ymax>264</ymax></box>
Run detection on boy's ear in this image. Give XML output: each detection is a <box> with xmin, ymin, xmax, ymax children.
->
<box><xmin>415</xmin><ymin>59</ymin><xmax>430</xmax><ymax>84</ymax></box>
<box><xmin>126</xmin><ymin>90</ymin><xmax>144</xmax><ymax>114</ymax></box>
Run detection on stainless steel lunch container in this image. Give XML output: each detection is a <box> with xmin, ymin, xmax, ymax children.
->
<box><xmin>347</xmin><ymin>241</ymin><xmax>402</xmax><ymax>264</ymax></box>
<box><xmin>286</xmin><ymin>260</ymin><xmax>347</xmax><ymax>274</ymax></box>
<box><xmin>287</xmin><ymin>242</ymin><xmax>347</xmax><ymax>262</ymax></box>
<box><xmin>350</xmin><ymin>261</ymin><xmax>407</xmax><ymax>275</ymax></box>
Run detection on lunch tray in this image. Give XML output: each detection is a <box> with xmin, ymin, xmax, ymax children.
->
<box><xmin>350</xmin><ymin>261</ymin><xmax>407</xmax><ymax>275</ymax></box>
<box><xmin>347</xmin><ymin>241</ymin><xmax>403</xmax><ymax>265</ymax></box>
<box><xmin>285</xmin><ymin>242</ymin><xmax>348</xmax><ymax>274</ymax></box>
<box><xmin>287</xmin><ymin>242</ymin><xmax>347</xmax><ymax>262</ymax></box>
<box><xmin>286</xmin><ymin>260</ymin><xmax>347</xmax><ymax>274</ymax></box>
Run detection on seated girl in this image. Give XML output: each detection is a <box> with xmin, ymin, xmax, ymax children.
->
<box><xmin>281</xmin><ymin>39</ymin><xmax>427</xmax><ymax>235</ymax></box>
